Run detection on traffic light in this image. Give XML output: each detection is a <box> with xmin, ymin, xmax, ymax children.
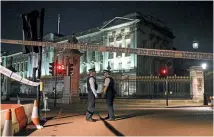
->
<box><xmin>68</xmin><ymin>64</ymin><xmax>74</xmax><ymax>76</ymax></box>
<box><xmin>49</xmin><ymin>62</ymin><xmax>55</xmax><ymax>76</ymax></box>
<box><xmin>56</xmin><ymin>64</ymin><xmax>65</xmax><ymax>75</ymax></box>
<box><xmin>160</xmin><ymin>67</ymin><xmax>168</xmax><ymax>78</ymax></box>
<box><xmin>57</xmin><ymin>64</ymin><xmax>62</xmax><ymax>71</ymax></box>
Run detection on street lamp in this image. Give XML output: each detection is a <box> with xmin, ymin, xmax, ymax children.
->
<box><xmin>201</xmin><ymin>63</ymin><xmax>208</xmax><ymax>105</ymax></box>
<box><xmin>192</xmin><ymin>40</ymin><xmax>199</xmax><ymax>50</ymax></box>
<box><xmin>192</xmin><ymin>40</ymin><xmax>199</xmax><ymax>66</ymax></box>
<box><xmin>201</xmin><ymin>63</ymin><xmax>207</xmax><ymax>70</ymax></box>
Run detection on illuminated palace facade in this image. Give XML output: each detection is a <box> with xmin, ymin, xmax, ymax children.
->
<box><xmin>57</xmin><ymin>12</ymin><xmax>175</xmax><ymax>75</ymax></box>
<box><xmin>1</xmin><ymin>12</ymin><xmax>175</xmax><ymax>95</ymax></box>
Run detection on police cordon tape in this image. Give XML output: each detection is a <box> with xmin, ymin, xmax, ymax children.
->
<box><xmin>0</xmin><ymin>65</ymin><xmax>40</xmax><ymax>86</ymax></box>
<box><xmin>1</xmin><ymin>39</ymin><xmax>213</xmax><ymax>60</ymax></box>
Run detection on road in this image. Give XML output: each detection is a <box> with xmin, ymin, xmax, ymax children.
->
<box><xmin>15</xmin><ymin>105</ymin><xmax>213</xmax><ymax>136</ymax></box>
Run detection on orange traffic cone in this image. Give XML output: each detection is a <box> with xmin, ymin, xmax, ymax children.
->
<box><xmin>31</xmin><ymin>100</ymin><xmax>43</xmax><ymax>129</ymax></box>
<box><xmin>2</xmin><ymin>109</ymin><xmax>12</xmax><ymax>137</ymax></box>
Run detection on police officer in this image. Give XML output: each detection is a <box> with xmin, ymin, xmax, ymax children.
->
<box><xmin>102</xmin><ymin>70</ymin><xmax>116</xmax><ymax>121</ymax></box>
<box><xmin>86</xmin><ymin>68</ymin><xmax>98</xmax><ymax>122</ymax></box>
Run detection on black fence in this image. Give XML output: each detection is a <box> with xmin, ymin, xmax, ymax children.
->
<box><xmin>204</xmin><ymin>72</ymin><xmax>213</xmax><ymax>100</ymax></box>
<box><xmin>5</xmin><ymin>75</ymin><xmax>212</xmax><ymax>101</ymax></box>
<box><xmin>114</xmin><ymin>76</ymin><xmax>192</xmax><ymax>99</ymax></box>
<box><xmin>79</xmin><ymin>76</ymin><xmax>192</xmax><ymax>99</ymax></box>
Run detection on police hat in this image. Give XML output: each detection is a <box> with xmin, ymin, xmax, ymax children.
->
<box><xmin>103</xmin><ymin>69</ymin><xmax>111</xmax><ymax>74</ymax></box>
<box><xmin>88</xmin><ymin>68</ymin><xmax>96</xmax><ymax>72</ymax></box>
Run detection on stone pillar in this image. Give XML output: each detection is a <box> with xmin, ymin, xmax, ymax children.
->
<box><xmin>69</xmin><ymin>52</ymin><xmax>82</xmax><ymax>103</ymax></box>
<box><xmin>71</xmin><ymin>56</ymin><xmax>80</xmax><ymax>94</ymax></box>
<box><xmin>189</xmin><ymin>66</ymin><xmax>204</xmax><ymax>103</ymax></box>
<box><xmin>61</xmin><ymin>76</ymin><xmax>71</xmax><ymax>104</ymax></box>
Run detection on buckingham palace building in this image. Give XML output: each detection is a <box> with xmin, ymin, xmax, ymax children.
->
<box><xmin>1</xmin><ymin>12</ymin><xmax>175</xmax><ymax>97</ymax></box>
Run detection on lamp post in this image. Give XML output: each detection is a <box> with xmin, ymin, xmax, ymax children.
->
<box><xmin>201</xmin><ymin>63</ymin><xmax>208</xmax><ymax>105</ymax></box>
<box><xmin>192</xmin><ymin>39</ymin><xmax>199</xmax><ymax>67</ymax></box>
<box><xmin>54</xmin><ymin>53</ymin><xmax>60</xmax><ymax>108</ymax></box>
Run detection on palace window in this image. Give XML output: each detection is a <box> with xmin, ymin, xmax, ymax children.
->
<box><xmin>83</xmin><ymin>51</ymin><xmax>87</xmax><ymax>63</ymax></box>
<box><xmin>125</xmin><ymin>33</ymin><xmax>131</xmax><ymax>39</ymax></box>
<box><xmin>116</xmin><ymin>34</ymin><xmax>122</xmax><ymax>41</ymax></box>
<box><xmin>125</xmin><ymin>41</ymin><xmax>131</xmax><ymax>57</ymax></box>
<box><xmin>110</xmin><ymin>62</ymin><xmax>114</xmax><ymax>70</ymax></box>
<box><xmin>112</xmin><ymin>31</ymin><xmax>116</xmax><ymax>36</ymax></box>
<box><xmin>116</xmin><ymin>43</ymin><xmax>122</xmax><ymax>57</ymax></box>
<box><xmin>25</xmin><ymin>62</ymin><xmax>28</xmax><ymax>71</ymax></box>
<box><xmin>83</xmin><ymin>65</ymin><xmax>87</xmax><ymax>73</ymax></box>
<box><xmin>95</xmin><ymin>51</ymin><xmax>102</xmax><ymax>62</ymax></box>
<box><xmin>109</xmin><ymin>36</ymin><xmax>114</xmax><ymax>43</ymax></box>
<box><xmin>121</xmin><ymin>29</ymin><xmax>125</xmax><ymax>35</ymax></box>
<box><xmin>13</xmin><ymin>63</ymin><xmax>16</xmax><ymax>69</ymax></box>
<box><xmin>108</xmin><ymin>44</ymin><xmax>114</xmax><ymax>59</ymax></box>
<box><xmin>109</xmin><ymin>52</ymin><xmax>114</xmax><ymax>59</ymax></box>
<box><xmin>127</xmin><ymin>60</ymin><xmax>131</xmax><ymax>69</ymax></box>
<box><xmin>17</xmin><ymin>63</ymin><xmax>20</xmax><ymax>72</ymax></box>
<box><xmin>91</xmin><ymin>51</ymin><xmax>96</xmax><ymax>62</ymax></box>
<box><xmin>118</xmin><ymin>62</ymin><xmax>122</xmax><ymax>70</ymax></box>
<box><xmin>21</xmin><ymin>62</ymin><xmax>24</xmax><ymax>71</ymax></box>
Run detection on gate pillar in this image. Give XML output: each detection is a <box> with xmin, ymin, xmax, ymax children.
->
<box><xmin>69</xmin><ymin>50</ymin><xmax>83</xmax><ymax>103</ymax></box>
<box><xmin>189</xmin><ymin>66</ymin><xmax>204</xmax><ymax>103</ymax></box>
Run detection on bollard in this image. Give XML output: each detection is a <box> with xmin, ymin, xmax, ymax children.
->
<box><xmin>17</xmin><ymin>95</ymin><xmax>21</xmax><ymax>104</ymax></box>
<box><xmin>42</xmin><ymin>97</ymin><xmax>50</xmax><ymax>111</ymax></box>
<box><xmin>41</xmin><ymin>96</ymin><xmax>50</xmax><ymax>121</ymax></box>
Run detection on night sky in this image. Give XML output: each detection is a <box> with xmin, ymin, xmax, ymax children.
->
<box><xmin>1</xmin><ymin>1</ymin><xmax>213</xmax><ymax>54</ymax></box>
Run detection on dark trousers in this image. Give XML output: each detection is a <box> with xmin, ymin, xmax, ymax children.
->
<box><xmin>106</xmin><ymin>94</ymin><xmax>115</xmax><ymax>119</ymax></box>
<box><xmin>86</xmin><ymin>92</ymin><xmax>95</xmax><ymax>119</ymax></box>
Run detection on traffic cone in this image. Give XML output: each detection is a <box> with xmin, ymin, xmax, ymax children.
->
<box><xmin>2</xmin><ymin>109</ymin><xmax>12</xmax><ymax>137</ymax></box>
<box><xmin>31</xmin><ymin>100</ymin><xmax>43</xmax><ymax>129</ymax></box>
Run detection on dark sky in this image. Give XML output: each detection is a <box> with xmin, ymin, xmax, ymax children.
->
<box><xmin>1</xmin><ymin>1</ymin><xmax>213</xmax><ymax>53</ymax></box>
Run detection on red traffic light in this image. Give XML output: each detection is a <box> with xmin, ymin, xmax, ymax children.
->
<box><xmin>56</xmin><ymin>64</ymin><xmax>65</xmax><ymax>75</ymax></box>
<box><xmin>162</xmin><ymin>69</ymin><xmax>167</xmax><ymax>74</ymax></box>
<box><xmin>160</xmin><ymin>68</ymin><xmax>168</xmax><ymax>77</ymax></box>
<box><xmin>56</xmin><ymin>64</ymin><xmax>65</xmax><ymax>70</ymax></box>
<box><xmin>57</xmin><ymin>65</ymin><xmax>62</xmax><ymax>70</ymax></box>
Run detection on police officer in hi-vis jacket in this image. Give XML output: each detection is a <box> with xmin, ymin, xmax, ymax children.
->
<box><xmin>86</xmin><ymin>68</ymin><xmax>98</xmax><ymax>122</ymax></box>
<box><xmin>102</xmin><ymin>69</ymin><xmax>116</xmax><ymax>121</ymax></box>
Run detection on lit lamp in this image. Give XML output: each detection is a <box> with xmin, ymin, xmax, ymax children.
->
<box><xmin>192</xmin><ymin>40</ymin><xmax>199</xmax><ymax>66</ymax></box>
<box><xmin>201</xmin><ymin>63</ymin><xmax>207</xmax><ymax>70</ymax></box>
<box><xmin>192</xmin><ymin>40</ymin><xmax>199</xmax><ymax>50</ymax></box>
<box><xmin>201</xmin><ymin>63</ymin><xmax>208</xmax><ymax>105</ymax></box>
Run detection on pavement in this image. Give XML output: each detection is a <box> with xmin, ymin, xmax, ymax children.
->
<box><xmin>14</xmin><ymin>102</ymin><xmax>214</xmax><ymax>136</ymax></box>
